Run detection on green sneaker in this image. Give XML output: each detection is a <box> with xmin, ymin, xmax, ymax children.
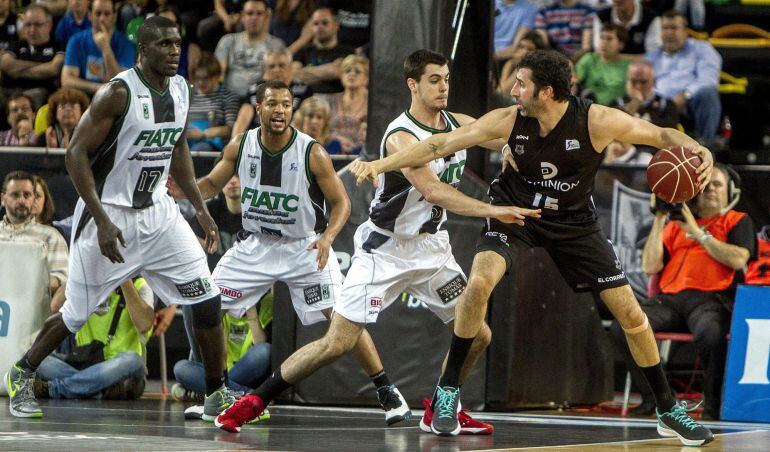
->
<box><xmin>657</xmin><ymin>401</ymin><xmax>714</xmax><ymax>446</ymax></box>
<box><xmin>430</xmin><ymin>386</ymin><xmax>461</xmax><ymax>436</ymax></box>
<box><xmin>5</xmin><ymin>364</ymin><xmax>42</xmax><ymax>418</ymax></box>
<box><xmin>202</xmin><ymin>385</ymin><xmax>238</xmax><ymax>421</ymax></box>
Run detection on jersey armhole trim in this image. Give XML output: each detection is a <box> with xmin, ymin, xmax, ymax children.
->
<box><xmin>235</xmin><ymin>130</ymin><xmax>248</xmax><ymax>170</ymax></box>
<box><xmin>382</xmin><ymin>127</ymin><xmax>419</xmax><ymax>179</ymax></box>
<box><xmin>444</xmin><ymin>111</ymin><xmax>460</xmax><ymax>128</ymax></box>
<box><xmin>115</xmin><ymin>78</ymin><xmax>131</xmax><ymax>123</ymax></box>
<box><xmin>305</xmin><ymin>140</ymin><xmax>318</xmax><ymax>185</ymax></box>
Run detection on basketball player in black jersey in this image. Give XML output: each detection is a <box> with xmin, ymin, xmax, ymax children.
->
<box><xmin>352</xmin><ymin>50</ymin><xmax>715</xmax><ymax>446</ymax></box>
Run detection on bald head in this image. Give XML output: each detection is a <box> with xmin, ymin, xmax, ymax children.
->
<box><xmin>137</xmin><ymin>15</ymin><xmax>177</xmax><ymax>47</ymax></box>
<box><xmin>626</xmin><ymin>61</ymin><xmax>655</xmax><ymax>98</ymax></box>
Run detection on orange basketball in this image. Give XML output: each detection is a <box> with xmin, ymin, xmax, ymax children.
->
<box><xmin>646</xmin><ymin>146</ymin><xmax>702</xmax><ymax>203</ymax></box>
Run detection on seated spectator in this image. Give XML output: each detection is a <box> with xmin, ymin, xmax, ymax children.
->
<box><xmin>31</xmin><ymin>175</ymin><xmax>55</xmax><ymax>227</ymax></box>
<box><xmin>321</xmin><ymin>0</ymin><xmax>370</xmax><ymax>50</ymax></box>
<box><xmin>326</xmin><ymin>54</ymin><xmax>367</xmax><ymax>155</ymax></box>
<box><xmin>746</xmin><ymin>225</ymin><xmax>770</xmax><ymax>286</ymax></box>
<box><xmin>155</xmin><ymin>5</ymin><xmax>201</xmax><ymax>80</ymax></box>
<box><xmin>173</xmin><ymin>299</ymin><xmax>272</xmax><ymax>401</ymax></box>
<box><xmin>593</xmin><ymin>0</ymin><xmax>660</xmax><ymax>55</ymax></box>
<box><xmin>0</xmin><ymin>5</ymin><xmax>64</xmax><ymax>105</ymax></box>
<box><xmin>270</xmin><ymin>0</ymin><xmax>315</xmax><ymax>52</ymax></box>
<box><xmin>215</xmin><ymin>0</ymin><xmax>286</xmax><ymax>100</ymax></box>
<box><xmin>0</xmin><ymin>92</ymin><xmax>38</xmax><ymax>146</ymax></box>
<box><xmin>117</xmin><ymin>0</ymin><xmax>150</xmax><ymax>32</ymax></box>
<box><xmin>494</xmin><ymin>0</ymin><xmax>539</xmax><ymax>61</ymax></box>
<box><xmin>44</xmin><ymin>87</ymin><xmax>89</xmax><ymax>148</ymax></box>
<box><xmin>197</xmin><ymin>0</ymin><xmax>244</xmax><ymax>53</ymax></box>
<box><xmin>292</xmin><ymin>7</ymin><xmax>355</xmax><ymax>95</ymax></box>
<box><xmin>612</xmin><ymin>60</ymin><xmax>679</xmax><ymax>129</ymax></box>
<box><xmin>576</xmin><ymin>23</ymin><xmax>630</xmax><ymax>105</ymax></box>
<box><xmin>55</xmin><ymin>0</ymin><xmax>91</xmax><ymax>45</ymax></box>
<box><xmin>535</xmin><ymin>0</ymin><xmax>595</xmax><ymax>60</ymax></box>
<box><xmin>34</xmin><ymin>278</ymin><xmax>153</xmax><ymax>400</ymax></box>
<box><xmin>611</xmin><ymin>164</ymin><xmax>756</xmax><ymax>420</ymax></box>
<box><xmin>646</xmin><ymin>10</ymin><xmax>721</xmax><ymax>144</ymax></box>
<box><xmin>61</xmin><ymin>0</ymin><xmax>136</xmax><ymax>95</ymax></box>
<box><xmin>297</xmin><ymin>96</ymin><xmax>342</xmax><ymax>154</ymax></box>
<box><xmin>0</xmin><ymin>0</ymin><xmax>20</xmax><ymax>52</ymax></box>
<box><xmin>232</xmin><ymin>49</ymin><xmax>313</xmax><ymax>137</ymax></box>
<box><xmin>188</xmin><ymin>53</ymin><xmax>239</xmax><ymax>152</ymax></box>
<box><xmin>0</xmin><ymin>171</ymin><xmax>68</xmax><ymax>298</ymax></box>
<box><xmin>499</xmin><ymin>30</ymin><xmax>550</xmax><ymax>96</ymax></box>
<box><xmin>190</xmin><ymin>172</ymin><xmax>244</xmax><ymax>269</ymax></box>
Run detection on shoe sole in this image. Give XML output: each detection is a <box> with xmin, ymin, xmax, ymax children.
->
<box><xmin>420</xmin><ymin>417</ymin><xmax>431</xmax><ymax>433</ymax></box>
<box><xmin>431</xmin><ymin>421</ymin><xmax>461</xmax><ymax>436</ymax></box>
<box><xmin>385</xmin><ymin>409</ymin><xmax>412</xmax><ymax>426</ymax></box>
<box><xmin>214</xmin><ymin>417</ymin><xmax>241</xmax><ymax>433</ymax></box>
<box><xmin>657</xmin><ymin>424</ymin><xmax>713</xmax><ymax>446</ymax></box>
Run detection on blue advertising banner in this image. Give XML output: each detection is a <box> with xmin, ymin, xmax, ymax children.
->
<box><xmin>722</xmin><ymin>285</ymin><xmax>770</xmax><ymax>422</ymax></box>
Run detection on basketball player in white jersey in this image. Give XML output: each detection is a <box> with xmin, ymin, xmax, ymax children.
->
<box><xmin>215</xmin><ymin>50</ymin><xmax>540</xmax><ymax>433</ymax></box>
<box><xmin>6</xmin><ymin>16</ymin><xmax>234</xmax><ymax>421</ymax></box>
<box><xmin>173</xmin><ymin>79</ymin><xmax>412</xmax><ymax>425</ymax></box>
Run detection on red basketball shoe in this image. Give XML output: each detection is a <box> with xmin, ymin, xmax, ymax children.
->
<box><xmin>215</xmin><ymin>394</ymin><xmax>265</xmax><ymax>433</ymax></box>
<box><xmin>419</xmin><ymin>398</ymin><xmax>494</xmax><ymax>435</ymax></box>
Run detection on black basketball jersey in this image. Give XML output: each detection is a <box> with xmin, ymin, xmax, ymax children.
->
<box><xmin>490</xmin><ymin>96</ymin><xmax>603</xmax><ymax>226</ymax></box>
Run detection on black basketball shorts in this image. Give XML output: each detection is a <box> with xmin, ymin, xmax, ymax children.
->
<box><xmin>476</xmin><ymin>217</ymin><xmax>629</xmax><ymax>293</ymax></box>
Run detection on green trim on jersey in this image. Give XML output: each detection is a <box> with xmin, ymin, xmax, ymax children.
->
<box><xmin>304</xmin><ymin>140</ymin><xmax>317</xmax><ymax>185</ymax></box>
<box><xmin>235</xmin><ymin>131</ymin><xmax>248</xmax><ymax>170</ymax></box>
<box><xmin>134</xmin><ymin>66</ymin><xmax>169</xmax><ymax>97</ymax></box>
<box><xmin>382</xmin><ymin>127</ymin><xmax>419</xmax><ymax>180</ymax></box>
<box><xmin>404</xmin><ymin>109</ymin><xmax>451</xmax><ymax>134</ymax></box>
<box><xmin>258</xmin><ymin>127</ymin><xmax>298</xmax><ymax>157</ymax></box>
<box><xmin>445</xmin><ymin>111</ymin><xmax>460</xmax><ymax>128</ymax></box>
<box><xmin>114</xmin><ymin>78</ymin><xmax>132</xmax><ymax>124</ymax></box>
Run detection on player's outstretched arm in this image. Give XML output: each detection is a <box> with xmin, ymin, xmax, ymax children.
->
<box><xmin>308</xmin><ymin>142</ymin><xmax>351</xmax><ymax>270</ymax></box>
<box><xmin>589</xmin><ymin>104</ymin><xmax>713</xmax><ymax>190</ymax></box>
<box><xmin>65</xmin><ymin>80</ymin><xmax>129</xmax><ymax>263</ymax></box>
<box><xmin>197</xmin><ymin>133</ymin><xmax>242</xmax><ymax>199</ymax></box>
<box><xmin>350</xmin><ymin>106</ymin><xmax>516</xmax><ymax>186</ymax></box>
<box><xmin>170</xmin><ymin>126</ymin><xmax>219</xmax><ymax>254</ymax></box>
<box><xmin>450</xmin><ymin>111</ymin><xmax>509</xmax><ymax>151</ymax></box>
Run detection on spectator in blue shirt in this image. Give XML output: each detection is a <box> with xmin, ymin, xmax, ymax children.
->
<box><xmin>494</xmin><ymin>0</ymin><xmax>539</xmax><ymax>61</ymax></box>
<box><xmin>55</xmin><ymin>0</ymin><xmax>91</xmax><ymax>46</ymax></box>
<box><xmin>61</xmin><ymin>0</ymin><xmax>136</xmax><ymax>95</ymax></box>
<box><xmin>645</xmin><ymin>10</ymin><xmax>721</xmax><ymax>143</ymax></box>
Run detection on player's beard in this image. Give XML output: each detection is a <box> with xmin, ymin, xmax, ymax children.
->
<box><xmin>262</xmin><ymin>117</ymin><xmax>289</xmax><ymax>136</ymax></box>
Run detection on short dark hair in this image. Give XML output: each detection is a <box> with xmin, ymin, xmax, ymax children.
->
<box><xmin>2</xmin><ymin>170</ymin><xmax>35</xmax><ymax>193</ymax></box>
<box><xmin>520</xmin><ymin>30</ymin><xmax>549</xmax><ymax>50</ymax></box>
<box><xmin>517</xmin><ymin>50</ymin><xmax>572</xmax><ymax>102</ymax></box>
<box><xmin>404</xmin><ymin>49</ymin><xmax>449</xmax><ymax>83</ymax></box>
<box><xmin>195</xmin><ymin>52</ymin><xmax>222</xmax><ymax>78</ymax></box>
<box><xmin>601</xmin><ymin>22</ymin><xmax>629</xmax><ymax>45</ymax></box>
<box><xmin>253</xmin><ymin>80</ymin><xmax>291</xmax><ymax>103</ymax></box>
<box><xmin>661</xmin><ymin>9</ymin><xmax>688</xmax><ymax>26</ymax></box>
<box><xmin>137</xmin><ymin>15</ymin><xmax>178</xmax><ymax>46</ymax></box>
<box><xmin>8</xmin><ymin>91</ymin><xmax>34</xmax><ymax>107</ymax></box>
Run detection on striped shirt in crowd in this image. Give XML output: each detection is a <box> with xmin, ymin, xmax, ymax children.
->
<box><xmin>535</xmin><ymin>2</ymin><xmax>596</xmax><ymax>55</ymax></box>
<box><xmin>188</xmin><ymin>85</ymin><xmax>240</xmax><ymax>131</ymax></box>
<box><xmin>0</xmin><ymin>216</ymin><xmax>69</xmax><ymax>284</ymax></box>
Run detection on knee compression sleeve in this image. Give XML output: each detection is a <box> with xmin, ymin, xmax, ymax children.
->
<box><xmin>622</xmin><ymin>314</ymin><xmax>649</xmax><ymax>335</ymax></box>
<box><xmin>190</xmin><ymin>295</ymin><xmax>222</xmax><ymax>329</ymax></box>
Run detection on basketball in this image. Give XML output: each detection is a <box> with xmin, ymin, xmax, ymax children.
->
<box><xmin>646</xmin><ymin>146</ymin><xmax>703</xmax><ymax>203</ymax></box>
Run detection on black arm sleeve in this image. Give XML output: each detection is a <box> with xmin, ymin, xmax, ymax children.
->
<box><xmin>727</xmin><ymin>215</ymin><xmax>757</xmax><ymax>260</ymax></box>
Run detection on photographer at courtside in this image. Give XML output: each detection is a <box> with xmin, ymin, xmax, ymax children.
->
<box><xmin>611</xmin><ymin>164</ymin><xmax>756</xmax><ymax>420</ymax></box>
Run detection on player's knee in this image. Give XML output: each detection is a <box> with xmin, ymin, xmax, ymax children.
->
<box><xmin>321</xmin><ymin>335</ymin><xmax>355</xmax><ymax>359</ymax></box>
<box><xmin>191</xmin><ymin>295</ymin><xmax>223</xmax><ymax>330</ymax></box>
<box><xmin>462</xmin><ymin>279</ymin><xmax>494</xmax><ymax>308</ymax></box>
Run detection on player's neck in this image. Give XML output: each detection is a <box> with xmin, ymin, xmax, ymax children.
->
<box><xmin>259</xmin><ymin>127</ymin><xmax>293</xmax><ymax>152</ymax></box>
<box><xmin>536</xmin><ymin>101</ymin><xmax>569</xmax><ymax>135</ymax></box>
<box><xmin>408</xmin><ymin>104</ymin><xmax>444</xmax><ymax>130</ymax></box>
<box><xmin>137</xmin><ymin>64</ymin><xmax>168</xmax><ymax>92</ymax></box>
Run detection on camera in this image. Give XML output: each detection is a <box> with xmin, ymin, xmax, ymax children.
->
<box><xmin>650</xmin><ymin>196</ymin><xmax>684</xmax><ymax>221</ymax></box>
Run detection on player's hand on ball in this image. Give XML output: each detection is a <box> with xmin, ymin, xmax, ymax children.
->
<box><xmin>494</xmin><ymin>206</ymin><xmax>541</xmax><ymax>226</ymax></box>
<box><xmin>307</xmin><ymin>234</ymin><xmax>333</xmax><ymax>271</ymax></box>
<box><xmin>501</xmin><ymin>144</ymin><xmax>519</xmax><ymax>172</ymax></box>
<box><xmin>196</xmin><ymin>210</ymin><xmax>219</xmax><ymax>254</ymax></box>
<box><xmin>692</xmin><ymin>145</ymin><xmax>713</xmax><ymax>192</ymax></box>
<box><xmin>97</xmin><ymin>220</ymin><xmax>127</xmax><ymax>263</ymax></box>
<box><xmin>350</xmin><ymin>160</ymin><xmax>379</xmax><ymax>187</ymax></box>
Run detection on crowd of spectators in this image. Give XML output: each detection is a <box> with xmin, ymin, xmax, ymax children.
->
<box><xmin>0</xmin><ymin>0</ymin><xmax>369</xmax><ymax>156</ymax></box>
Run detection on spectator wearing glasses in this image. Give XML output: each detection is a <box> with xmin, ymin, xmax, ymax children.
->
<box><xmin>612</xmin><ymin>60</ymin><xmax>679</xmax><ymax>129</ymax></box>
<box><xmin>0</xmin><ymin>5</ymin><xmax>64</xmax><ymax>104</ymax></box>
<box><xmin>0</xmin><ymin>92</ymin><xmax>37</xmax><ymax>146</ymax></box>
<box><xmin>326</xmin><ymin>54</ymin><xmax>368</xmax><ymax>155</ymax></box>
<box><xmin>215</xmin><ymin>0</ymin><xmax>286</xmax><ymax>100</ymax></box>
<box><xmin>44</xmin><ymin>87</ymin><xmax>89</xmax><ymax>149</ymax></box>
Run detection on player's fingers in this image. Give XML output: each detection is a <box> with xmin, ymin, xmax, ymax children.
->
<box><xmin>307</xmin><ymin>240</ymin><xmax>318</xmax><ymax>250</ymax></box>
<box><xmin>317</xmin><ymin>249</ymin><xmax>328</xmax><ymax>270</ymax></box>
<box><xmin>117</xmin><ymin>230</ymin><xmax>127</xmax><ymax>248</ymax></box>
<box><xmin>520</xmin><ymin>208</ymin><xmax>542</xmax><ymax>218</ymax></box>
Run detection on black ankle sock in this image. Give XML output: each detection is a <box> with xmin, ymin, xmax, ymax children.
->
<box><xmin>370</xmin><ymin>370</ymin><xmax>391</xmax><ymax>390</ymax></box>
<box><xmin>640</xmin><ymin>363</ymin><xmax>675</xmax><ymax>412</ymax></box>
<box><xmin>438</xmin><ymin>334</ymin><xmax>474</xmax><ymax>389</ymax></box>
<box><xmin>253</xmin><ymin>368</ymin><xmax>292</xmax><ymax>405</ymax></box>
<box><xmin>205</xmin><ymin>376</ymin><xmax>224</xmax><ymax>396</ymax></box>
<box><xmin>17</xmin><ymin>352</ymin><xmax>37</xmax><ymax>372</ymax></box>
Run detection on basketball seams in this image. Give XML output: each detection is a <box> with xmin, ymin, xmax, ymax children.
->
<box><xmin>649</xmin><ymin>147</ymin><xmax>700</xmax><ymax>202</ymax></box>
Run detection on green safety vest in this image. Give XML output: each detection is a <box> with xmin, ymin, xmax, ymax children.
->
<box><xmin>223</xmin><ymin>292</ymin><xmax>273</xmax><ymax>370</ymax></box>
<box><xmin>75</xmin><ymin>279</ymin><xmax>151</xmax><ymax>360</ymax></box>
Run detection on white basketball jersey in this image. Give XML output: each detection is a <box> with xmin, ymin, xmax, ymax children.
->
<box><xmin>237</xmin><ymin>127</ymin><xmax>326</xmax><ymax>239</ymax></box>
<box><xmin>369</xmin><ymin>110</ymin><xmax>466</xmax><ymax>237</ymax></box>
<box><xmin>93</xmin><ymin>68</ymin><xmax>190</xmax><ymax>209</ymax></box>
